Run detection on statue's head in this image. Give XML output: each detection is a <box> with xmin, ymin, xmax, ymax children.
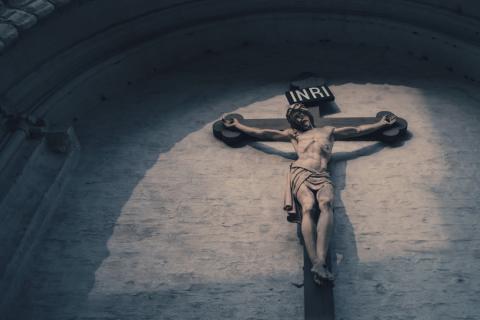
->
<box><xmin>286</xmin><ymin>103</ymin><xmax>314</xmax><ymax>131</ymax></box>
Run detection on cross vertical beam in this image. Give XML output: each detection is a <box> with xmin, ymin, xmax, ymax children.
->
<box><xmin>303</xmin><ymin>246</ymin><xmax>335</xmax><ymax>320</ymax></box>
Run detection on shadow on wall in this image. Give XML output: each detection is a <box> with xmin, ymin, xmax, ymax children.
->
<box><xmin>330</xmin><ymin>81</ymin><xmax>480</xmax><ymax>319</ymax></box>
<box><xmin>6</xmin><ymin>44</ymin><xmax>480</xmax><ymax>320</ymax></box>
<box><xmin>8</xmin><ymin>74</ymin><xmax>308</xmax><ymax>320</ymax></box>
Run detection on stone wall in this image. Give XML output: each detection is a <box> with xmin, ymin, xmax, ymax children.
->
<box><xmin>1</xmin><ymin>1</ymin><xmax>480</xmax><ymax>319</ymax></box>
<box><xmin>5</xmin><ymin>42</ymin><xmax>480</xmax><ymax>319</ymax></box>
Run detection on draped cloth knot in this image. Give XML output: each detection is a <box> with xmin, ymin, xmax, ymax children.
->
<box><xmin>283</xmin><ymin>164</ymin><xmax>333</xmax><ymax>223</ymax></box>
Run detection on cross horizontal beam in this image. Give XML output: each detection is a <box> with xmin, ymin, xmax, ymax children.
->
<box><xmin>213</xmin><ymin>111</ymin><xmax>408</xmax><ymax>146</ymax></box>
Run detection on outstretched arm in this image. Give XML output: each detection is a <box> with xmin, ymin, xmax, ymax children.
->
<box><xmin>222</xmin><ymin>117</ymin><xmax>292</xmax><ymax>141</ymax></box>
<box><xmin>334</xmin><ymin>114</ymin><xmax>397</xmax><ymax>139</ymax></box>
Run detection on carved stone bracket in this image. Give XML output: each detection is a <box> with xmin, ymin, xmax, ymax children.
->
<box><xmin>1</xmin><ymin>109</ymin><xmax>44</xmax><ymax>135</ymax></box>
<box><xmin>0</xmin><ymin>109</ymin><xmax>71</xmax><ymax>153</ymax></box>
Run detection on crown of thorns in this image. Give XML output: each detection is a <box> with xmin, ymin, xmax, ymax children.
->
<box><xmin>286</xmin><ymin>103</ymin><xmax>314</xmax><ymax>125</ymax></box>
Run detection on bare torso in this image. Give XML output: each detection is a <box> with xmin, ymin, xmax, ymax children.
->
<box><xmin>291</xmin><ymin>127</ymin><xmax>335</xmax><ymax>172</ymax></box>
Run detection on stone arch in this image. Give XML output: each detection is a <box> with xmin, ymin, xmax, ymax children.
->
<box><xmin>2</xmin><ymin>2</ymin><xmax>480</xmax><ymax>319</ymax></box>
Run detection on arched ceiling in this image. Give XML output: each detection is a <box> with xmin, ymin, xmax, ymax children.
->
<box><xmin>1</xmin><ymin>0</ymin><xmax>480</xmax><ymax>117</ymax></box>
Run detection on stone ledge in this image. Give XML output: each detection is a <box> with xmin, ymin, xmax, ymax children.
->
<box><xmin>0</xmin><ymin>126</ymin><xmax>80</xmax><ymax>314</ymax></box>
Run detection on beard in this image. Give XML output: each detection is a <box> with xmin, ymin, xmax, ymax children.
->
<box><xmin>293</xmin><ymin>121</ymin><xmax>313</xmax><ymax>132</ymax></box>
<box><xmin>302</xmin><ymin>125</ymin><xmax>313</xmax><ymax>131</ymax></box>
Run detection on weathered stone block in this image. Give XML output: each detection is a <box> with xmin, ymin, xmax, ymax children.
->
<box><xmin>7</xmin><ymin>0</ymin><xmax>54</xmax><ymax>18</ymax></box>
<box><xmin>6</xmin><ymin>0</ymin><xmax>31</xmax><ymax>5</ymax></box>
<box><xmin>0</xmin><ymin>8</ymin><xmax>37</xmax><ymax>29</ymax></box>
<box><xmin>0</xmin><ymin>22</ymin><xmax>18</xmax><ymax>45</ymax></box>
<box><xmin>47</xmin><ymin>0</ymin><xmax>71</xmax><ymax>7</ymax></box>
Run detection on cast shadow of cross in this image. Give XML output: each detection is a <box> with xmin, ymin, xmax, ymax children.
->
<box><xmin>249</xmin><ymin>141</ymin><xmax>386</xmax><ymax>279</ymax></box>
<box><xmin>249</xmin><ymin>142</ymin><xmax>386</xmax><ymax>292</ymax></box>
<box><xmin>250</xmin><ymin>139</ymin><xmax>412</xmax><ymax>320</ymax></box>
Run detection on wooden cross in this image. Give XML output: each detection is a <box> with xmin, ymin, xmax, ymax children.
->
<box><xmin>213</xmin><ymin>110</ymin><xmax>407</xmax><ymax>146</ymax></box>
<box><xmin>212</xmin><ymin>87</ymin><xmax>408</xmax><ymax>320</ymax></box>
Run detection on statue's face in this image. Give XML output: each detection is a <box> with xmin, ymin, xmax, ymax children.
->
<box><xmin>294</xmin><ymin>113</ymin><xmax>313</xmax><ymax>131</ymax></box>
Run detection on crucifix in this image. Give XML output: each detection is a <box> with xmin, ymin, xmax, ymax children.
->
<box><xmin>212</xmin><ymin>85</ymin><xmax>408</xmax><ymax>320</ymax></box>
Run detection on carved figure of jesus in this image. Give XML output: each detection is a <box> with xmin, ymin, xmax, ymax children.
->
<box><xmin>223</xmin><ymin>103</ymin><xmax>397</xmax><ymax>285</ymax></box>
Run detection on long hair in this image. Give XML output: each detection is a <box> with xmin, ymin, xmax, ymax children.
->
<box><xmin>286</xmin><ymin>103</ymin><xmax>315</xmax><ymax>131</ymax></box>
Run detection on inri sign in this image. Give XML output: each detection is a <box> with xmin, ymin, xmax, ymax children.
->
<box><xmin>285</xmin><ymin>85</ymin><xmax>335</xmax><ymax>106</ymax></box>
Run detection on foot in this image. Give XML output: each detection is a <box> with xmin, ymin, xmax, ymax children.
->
<box><xmin>311</xmin><ymin>262</ymin><xmax>334</xmax><ymax>286</ymax></box>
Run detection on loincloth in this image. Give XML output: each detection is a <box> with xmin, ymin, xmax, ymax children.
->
<box><xmin>283</xmin><ymin>165</ymin><xmax>333</xmax><ymax>223</ymax></box>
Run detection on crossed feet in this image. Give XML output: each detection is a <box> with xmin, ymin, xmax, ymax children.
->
<box><xmin>311</xmin><ymin>261</ymin><xmax>335</xmax><ymax>286</ymax></box>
